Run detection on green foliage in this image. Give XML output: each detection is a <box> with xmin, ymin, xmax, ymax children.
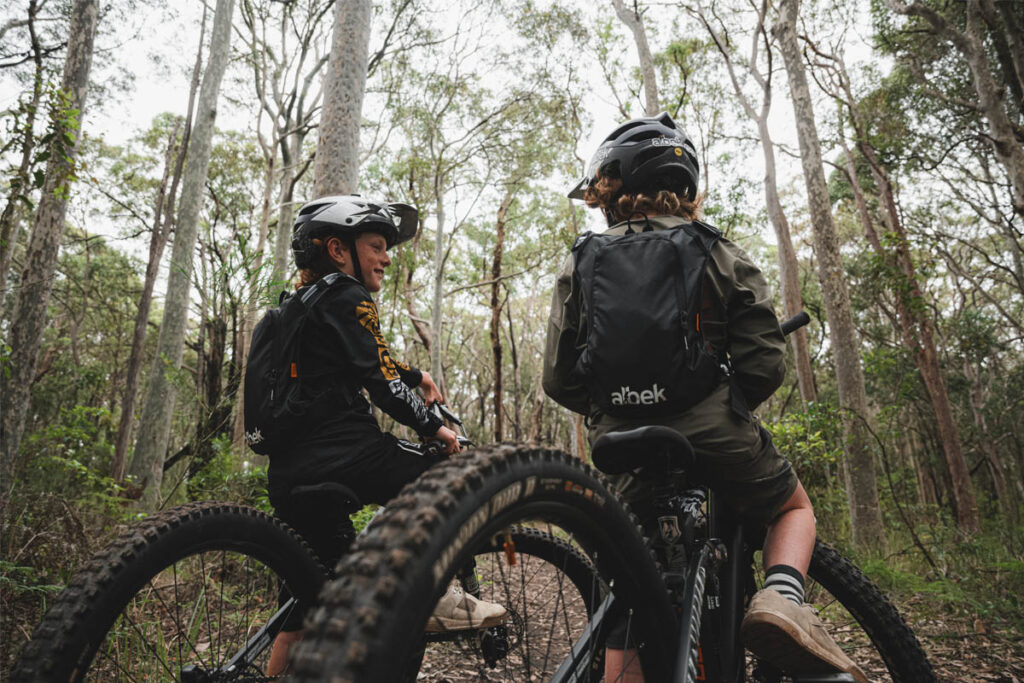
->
<box><xmin>768</xmin><ymin>402</ymin><xmax>849</xmax><ymax>541</ymax></box>
<box><xmin>19</xmin><ymin>406</ymin><xmax>127</xmax><ymax>515</ymax></box>
<box><xmin>0</xmin><ymin>561</ymin><xmax>65</xmax><ymax>600</ymax></box>
<box><xmin>184</xmin><ymin>436</ymin><xmax>271</xmax><ymax>512</ymax></box>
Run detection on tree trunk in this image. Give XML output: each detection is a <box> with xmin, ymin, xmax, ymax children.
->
<box><xmin>611</xmin><ymin>0</ymin><xmax>660</xmax><ymax>115</ymax></box>
<box><xmin>774</xmin><ymin>0</ymin><xmax>885</xmax><ymax>551</ymax></box>
<box><xmin>430</xmin><ymin>194</ymin><xmax>446</xmax><ymax>393</ymax></box>
<box><xmin>528</xmin><ymin>366</ymin><xmax>545</xmax><ymax>444</ymax></box>
<box><xmin>757</xmin><ymin>116</ymin><xmax>816</xmax><ymax>403</ymax></box>
<box><xmin>836</xmin><ymin>70</ymin><xmax>982</xmax><ymax>532</ymax></box>
<box><xmin>128</xmin><ymin>0</ymin><xmax>236</xmax><ymax>510</ymax></box>
<box><xmin>490</xmin><ymin>193</ymin><xmax>513</xmax><ymax>441</ymax></box>
<box><xmin>111</xmin><ymin>120</ymin><xmax>185</xmax><ymax>480</ymax></box>
<box><xmin>313</xmin><ymin>0</ymin><xmax>371</xmax><ymax>197</ymax></box>
<box><xmin>0</xmin><ymin>0</ymin><xmax>46</xmax><ymax>321</ymax></box>
<box><xmin>273</xmin><ymin>130</ymin><xmax>303</xmax><ymax>286</ymax></box>
<box><xmin>112</xmin><ymin>15</ymin><xmax>206</xmax><ymax>481</ymax></box>
<box><xmin>697</xmin><ymin>6</ymin><xmax>816</xmax><ymax>402</ymax></box>
<box><xmin>1</xmin><ymin>0</ymin><xmax>99</xmax><ymax>487</ymax></box>
<box><xmin>964</xmin><ymin>360</ymin><xmax>1016</xmax><ymax>523</ymax></box>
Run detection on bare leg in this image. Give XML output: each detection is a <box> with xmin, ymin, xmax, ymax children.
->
<box><xmin>266</xmin><ymin>629</ymin><xmax>304</xmax><ymax>676</ymax></box>
<box><xmin>762</xmin><ymin>479</ymin><xmax>815</xmax><ymax>577</ymax></box>
<box><xmin>604</xmin><ymin>648</ymin><xmax>645</xmax><ymax>683</ymax></box>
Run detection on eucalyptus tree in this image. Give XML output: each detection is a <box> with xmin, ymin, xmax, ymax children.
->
<box><xmin>111</xmin><ymin>13</ymin><xmax>205</xmax><ymax>480</ymax></box>
<box><xmin>0</xmin><ymin>0</ymin><xmax>52</xmax><ymax>317</ymax></box>
<box><xmin>805</xmin><ymin>31</ymin><xmax>983</xmax><ymax>534</ymax></box>
<box><xmin>362</xmin><ymin>6</ymin><xmax>535</xmax><ymax>392</ymax></box>
<box><xmin>774</xmin><ymin>0</ymin><xmax>885</xmax><ymax>549</ymax></box>
<box><xmin>881</xmin><ymin>0</ymin><xmax>1024</xmax><ymax>220</ymax></box>
<box><xmin>2</xmin><ymin>0</ymin><xmax>99</xmax><ymax>490</ymax></box>
<box><xmin>237</xmin><ymin>0</ymin><xmax>334</xmax><ymax>287</ymax></box>
<box><xmin>313</xmin><ymin>0</ymin><xmax>370</xmax><ymax>196</ymax></box>
<box><xmin>611</xmin><ymin>0</ymin><xmax>660</xmax><ymax>116</ymax></box>
<box><xmin>871</xmin><ymin>1</ymin><xmax>1024</xmax><ymax>295</ymax></box>
<box><xmin>128</xmin><ymin>0</ymin><xmax>235</xmax><ymax>510</ymax></box>
<box><xmin>692</xmin><ymin>0</ymin><xmax>817</xmax><ymax>404</ymax></box>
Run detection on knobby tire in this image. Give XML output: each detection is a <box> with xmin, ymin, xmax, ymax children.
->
<box><xmin>11</xmin><ymin>501</ymin><xmax>326</xmax><ymax>682</ymax></box>
<box><xmin>289</xmin><ymin>444</ymin><xmax>678</xmax><ymax>682</ymax></box>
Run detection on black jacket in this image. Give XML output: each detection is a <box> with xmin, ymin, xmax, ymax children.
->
<box><xmin>267</xmin><ymin>275</ymin><xmax>442</xmax><ymax>486</ymax></box>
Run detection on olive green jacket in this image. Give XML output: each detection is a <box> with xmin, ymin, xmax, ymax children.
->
<box><xmin>542</xmin><ymin>215</ymin><xmax>786</xmax><ymax>421</ymax></box>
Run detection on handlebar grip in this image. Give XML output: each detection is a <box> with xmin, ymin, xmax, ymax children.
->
<box><xmin>780</xmin><ymin>311</ymin><xmax>810</xmax><ymax>336</ymax></box>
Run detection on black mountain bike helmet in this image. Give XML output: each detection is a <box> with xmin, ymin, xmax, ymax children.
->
<box><xmin>291</xmin><ymin>195</ymin><xmax>418</xmax><ymax>270</ymax></box>
<box><xmin>568</xmin><ymin>111</ymin><xmax>700</xmax><ymax>201</ymax></box>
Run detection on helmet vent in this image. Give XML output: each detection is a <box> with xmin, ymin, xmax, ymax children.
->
<box><xmin>298</xmin><ymin>201</ymin><xmax>330</xmax><ymax>216</ymax></box>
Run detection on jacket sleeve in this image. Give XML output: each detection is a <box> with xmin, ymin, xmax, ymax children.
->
<box><xmin>542</xmin><ymin>254</ymin><xmax>591</xmax><ymax>415</ymax></box>
<box><xmin>394</xmin><ymin>360</ymin><xmax>423</xmax><ymax>389</ymax></box>
<box><xmin>708</xmin><ymin>240</ymin><xmax>786</xmax><ymax>409</ymax></box>
<box><xmin>323</xmin><ymin>287</ymin><xmax>442</xmax><ymax>436</ymax></box>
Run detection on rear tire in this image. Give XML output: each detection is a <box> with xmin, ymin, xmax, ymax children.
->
<box><xmin>11</xmin><ymin>502</ymin><xmax>326</xmax><ymax>682</ymax></box>
<box><xmin>803</xmin><ymin>540</ymin><xmax>935</xmax><ymax>683</ymax></box>
<box><xmin>290</xmin><ymin>445</ymin><xmax>678</xmax><ymax>682</ymax></box>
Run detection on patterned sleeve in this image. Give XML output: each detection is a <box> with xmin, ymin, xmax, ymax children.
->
<box><xmin>323</xmin><ymin>287</ymin><xmax>442</xmax><ymax>436</ymax></box>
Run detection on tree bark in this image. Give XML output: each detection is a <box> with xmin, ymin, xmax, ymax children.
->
<box><xmin>313</xmin><ymin>0</ymin><xmax>371</xmax><ymax>197</ymax></box>
<box><xmin>611</xmin><ymin>0</ymin><xmax>660</xmax><ymax>115</ymax></box>
<box><xmin>1</xmin><ymin>0</ymin><xmax>99</xmax><ymax>488</ymax></box>
<box><xmin>128</xmin><ymin>0</ymin><xmax>235</xmax><ymax>510</ymax></box>
<box><xmin>490</xmin><ymin>193</ymin><xmax>513</xmax><ymax>441</ymax></box>
<box><xmin>774</xmin><ymin>0</ymin><xmax>885</xmax><ymax>550</ymax></box>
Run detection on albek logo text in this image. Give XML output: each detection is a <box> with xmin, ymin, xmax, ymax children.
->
<box><xmin>610</xmin><ymin>384</ymin><xmax>668</xmax><ymax>406</ymax></box>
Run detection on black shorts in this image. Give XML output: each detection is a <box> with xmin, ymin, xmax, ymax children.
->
<box><xmin>269</xmin><ymin>434</ymin><xmax>442</xmax><ymax>631</ymax></box>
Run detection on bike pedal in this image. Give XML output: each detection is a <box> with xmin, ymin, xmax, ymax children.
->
<box><xmin>790</xmin><ymin>674</ymin><xmax>856</xmax><ymax>682</ymax></box>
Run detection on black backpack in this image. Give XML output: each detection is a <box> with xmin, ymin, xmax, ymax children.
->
<box><xmin>244</xmin><ymin>272</ymin><xmax>348</xmax><ymax>455</ymax></box>
<box><xmin>571</xmin><ymin>220</ymin><xmax>723</xmax><ymax>418</ymax></box>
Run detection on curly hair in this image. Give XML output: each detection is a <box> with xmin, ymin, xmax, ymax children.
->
<box><xmin>584</xmin><ymin>175</ymin><xmax>703</xmax><ymax>223</ymax></box>
<box><xmin>294</xmin><ymin>236</ymin><xmax>337</xmax><ymax>289</ymax></box>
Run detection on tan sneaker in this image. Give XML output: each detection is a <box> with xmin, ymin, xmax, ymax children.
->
<box><xmin>425</xmin><ymin>584</ymin><xmax>508</xmax><ymax>633</ymax></box>
<box><xmin>741</xmin><ymin>588</ymin><xmax>869</xmax><ymax>683</ymax></box>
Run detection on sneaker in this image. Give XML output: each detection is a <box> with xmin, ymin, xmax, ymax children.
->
<box><xmin>425</xmin><ymin>584</ymin><xmax>508</xmax><ymax>633</ymax></box>
<box><xmin>741</xmin><ymin>588</ymin><xmax>869</xmax><ymax>683</ymax></box>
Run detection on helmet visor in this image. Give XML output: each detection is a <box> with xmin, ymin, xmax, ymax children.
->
<box><xmin>567</xmin><ymin>176</ymin><xmax>589</xmax><ymax>200</ymax></box>
<box><xmin>388</xmin><ymin>202</ymin><xmax>419</xmax><ymax>246</ymax></box>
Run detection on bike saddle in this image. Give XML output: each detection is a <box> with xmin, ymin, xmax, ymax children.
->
<box><xmin>590</xmin><ymin>425</ymin><xmax>696</xmax><ymax>475</ymax></box>
<box><xmin>288</xmin><ymin>482</ymin><xmax>363</xmax><ymax>513</ymax></box>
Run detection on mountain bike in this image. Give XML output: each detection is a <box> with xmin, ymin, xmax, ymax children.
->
<box><xmin>10</xmin><ymin>406</ymin><xmax>598</xmax><ymax>682</ymax></box>
<box><xmin>286</xmin><ymin>314</ymin><xmax>937</xmax><ymax>682</ymax></box>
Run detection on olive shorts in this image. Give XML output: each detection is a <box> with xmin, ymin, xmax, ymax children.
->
<box><xmin>589</xmin><ymin>383</ymin><xmax>798</xmax><ymax>528</ymax></box>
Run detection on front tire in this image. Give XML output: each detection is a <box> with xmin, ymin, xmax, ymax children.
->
<box><xmin>290</xmin><ymin>445</ymin><xmax>678</xmax><ymax>682</ymax></box>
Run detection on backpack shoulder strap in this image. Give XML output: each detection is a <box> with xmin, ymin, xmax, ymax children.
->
<box><xmin>300</xmin><ymin>271</ymin><xmax>355</xmax><ymax>308</ymax></box>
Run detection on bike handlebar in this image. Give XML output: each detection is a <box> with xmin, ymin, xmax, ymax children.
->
<box><xmin>780</xmin><ymin>311</ymin><xmax>810</xmax><ymax>336</ymax></box>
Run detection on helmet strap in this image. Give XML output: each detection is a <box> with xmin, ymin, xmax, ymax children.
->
<box><xmin>347</xmin><ymin>237</ymin><xmax>364</xmax><ymax>283</ymax></box>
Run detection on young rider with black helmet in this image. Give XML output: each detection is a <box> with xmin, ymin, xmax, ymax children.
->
<box><xmin>263</xmin><ymin>195</ymin><xmax>506</xmax><ymax>674</ymax></box>
<box><xmin>544</xmin><ymin>114</ymin><xmax>867</xmax><ymax>683</ymax></box>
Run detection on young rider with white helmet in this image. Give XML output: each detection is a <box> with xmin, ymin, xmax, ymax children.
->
<box><xmin>263</xmin><ymin>195</ymin><xmax>506</xmax><ymax>674</ymax></box>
